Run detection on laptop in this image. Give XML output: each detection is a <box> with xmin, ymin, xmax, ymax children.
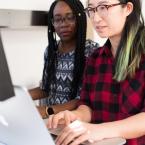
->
<box><xmin>0</xmin><ymin>32</ymin><xmax>126</xmax><ymax>145</ymax></box>
<box><xmin>0</xmin><ymin>33</ymin><xmax>55</xmax><ymax>145</ymax></box>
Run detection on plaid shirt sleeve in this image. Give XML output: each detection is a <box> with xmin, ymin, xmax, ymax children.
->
<box><xmin>78</xmin><ymin>66</ymin><xmax>91</xmax><ymax>107</ymax></box>
<box><xmin>119</xmin><ymin>58</ymin><xmax>145</xmax><ymax>117</ymax></box>
<box><xmin>78</xmin><ymin>50</ymin><xmax>99</xmax><ymax>107</ymax></box>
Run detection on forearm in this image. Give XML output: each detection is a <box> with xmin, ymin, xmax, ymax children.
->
<box><xmin>99</xmin><ymin>112</ymin><xmax>145</xmax><ymax>139</ymax></box>
<box><xmin>37</xmin><ymin>99</ymin><xmax>79</xmax><ymax>119</ymax></box>
<box><xmin>52</xmin><ymin>99</ymin><xmax>79</xmax><ymax>114</ymax></box>
<box><xmin>73</xmin><ymin>105</ymin><xmax>92</xmax><ymax>122</ymax></box>
<box><xmin>29</xmin><ymin>87</ymin><xmax>48</xmax><ymax>100</ymax></box>
<box><xmin>36</xmin><ymin>106</ymin><xmax>48</xmax><ymax>119</ymax></box>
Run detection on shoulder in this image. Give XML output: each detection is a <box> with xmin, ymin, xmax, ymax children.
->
<box><xmin>85</xmin><ymin>39</ymin><xmax>99</xmax><ymax>48</ymax></box>
<box><xmin>45</xmin><ymin>40</ymin><xmax>59</xmax><ymax>56</ymax></box>
<box><xmin>90</xmin><ymin>46</ymin><xmax>104</xmax><ymax>57</ymax></box>
<box><xmin>85</xmin><ymin>46</ymin><xmax>104</xmax><ymax>66</ymax></box>
<box><xmin>85</xmin><ymin>39</ymin><xmax>100</xmax><ymax>57</ymax></box>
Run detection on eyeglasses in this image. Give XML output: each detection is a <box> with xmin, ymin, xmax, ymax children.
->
<box><xmin>85</xmin><ymin>2</ymin><xmax>126</xmax><ymax>18</ymax></box>
<box><xmin>52</xmin><ymin>13</ymin><xmax>76</xmax><ymax>26</ymax></box>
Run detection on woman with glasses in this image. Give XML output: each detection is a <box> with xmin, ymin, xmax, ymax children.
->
<box><xmin>47</xmin><ymin>0</ymin><xmax>145</xmax><ymax>144</ymax></box>
<box><xmin>29</xmin><ymin>0</ymin><xmax>98</xmax><ymax>118</ymax></box>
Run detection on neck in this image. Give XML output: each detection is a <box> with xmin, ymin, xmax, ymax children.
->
<box><xmin>59</xmin><ymin>39</ymin><xmax>76</xmax><ymax>53</ymax></box>
<box><xmin>109</xmin><ymin>35</ymin><xmax>121</xmax><ymax>58</ymax></box>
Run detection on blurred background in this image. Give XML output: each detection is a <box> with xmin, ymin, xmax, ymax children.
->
<box><xmin>0</xmin><ymin>0</ymin><xmax>145</xmax><ymax>89</ymax></box>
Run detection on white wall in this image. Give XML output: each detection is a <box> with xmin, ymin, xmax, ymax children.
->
<box><xmin>0</xmin><ymin>0</ymin><xmax>145</xmax><ymax>89</ymax></box>
<box><xmin>0</xmin><ymin>0</ymin><xmax>86</xmax><ymax>11</ymax></box>
<box><xmin>0</xmin><ymin>0</ymin><xmax>52</xmax><ymax>11</ymax></box>
<box><xmin>0</xmin><ymin>0</ymin><xmax>145</xmax><ymax>16</ymax></box>
<box><xmin>1</xmin><ymin>27</ymin><xmax>47</xmax><ymax>89</ymax></box>
<box><xmin>142</xmin><ymin>1</ymin><xmax>145</xmax><ymax>18</ymax></box>
<box><xmin>1</xmin><ymin>0</ymin><xmax>145</xmax><ymax>45</ymax></box>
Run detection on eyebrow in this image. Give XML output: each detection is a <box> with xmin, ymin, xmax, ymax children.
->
<box><xmin>53</xmin><ymin>12</ymin><xmax>73</xmax><ymax>17</ymax></box>
<box><xmin>88</xmin><ymin>0</ymin><xmax>109</xmax><ymax>7</ymax></box>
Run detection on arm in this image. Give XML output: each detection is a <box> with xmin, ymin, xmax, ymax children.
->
<box><xmin>73</xmin><ymin>105</ymin><xmax>92</xmax><ymax>122</ymax></box>
<box><xmin>55</xmin><ymin>112</ymin><xmax>145</xmax><ymax>145</ymax></box>
<box><xmin>37</xmin><ymin>99</ymin><xmax>79</xmax><ymax>119</ymax></box>
<box><xmin>53</xmin><ymin>99</ymin><xmax>79</xmax><ymax>114</ymax></box>
<box><xmin>47</xmin><ymin>104</ymin><xmax>92</xmax><ymax>128</ymax></box>
<box><xmin>99</xmin><ymin>112</ymin><xmax>145</xmax><ymax>139</ymax></box>
<box><xmin>29</xmin><ymin>87</ymin><xmax>48</xmax><ymax>100</ymax></box>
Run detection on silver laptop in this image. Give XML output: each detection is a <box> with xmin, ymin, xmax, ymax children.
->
<box><xmin>0</xmin><ymin>86</ymin><xmax>55</xmax><ymax>145</ymax></box>
<box><xmin>0</xmin><ymin>33</ymin><xmax>55</xmax><ymax>145</ymax></box>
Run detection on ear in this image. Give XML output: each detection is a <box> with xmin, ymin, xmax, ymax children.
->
<box><xmin>125</xmin><ymin>2</ymin><xmax>133</xmax><ymax>16</ymax></box>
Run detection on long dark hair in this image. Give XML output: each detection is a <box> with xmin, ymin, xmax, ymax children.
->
<box><xmin>42</xmin><ymin>0</ymin><xmax>87</xmax><ymax>99</ymax></box>
<box><xmin>114</xmin><ymin>0</ymin><xmax>145</xmax><ymax>81</ymax></box>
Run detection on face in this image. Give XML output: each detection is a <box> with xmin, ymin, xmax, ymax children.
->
<box><xmin>87</xmin><ymin>0</ymin><xmax>133</xmax><ymax>39</ymax></box>
<box><xmin>53</xmin><ymin>1</ymin><xmax>76</xmax><ymax>42</ymax></box>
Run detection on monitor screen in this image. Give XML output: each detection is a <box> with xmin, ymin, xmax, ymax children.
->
<box><xmin>0</xmin><ymin>33</ymin><xmax>15</xmax><ymax>101</ymax></box>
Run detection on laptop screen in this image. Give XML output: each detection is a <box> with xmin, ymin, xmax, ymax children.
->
<box><xmin>0</xmin><ymin>33</ymin><xmax>15</xmax><ymax>101</ymax></box>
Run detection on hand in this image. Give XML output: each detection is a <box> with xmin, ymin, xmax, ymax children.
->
<box><xmin>36</xmin><ymin>106</ymin><xmax>48</xmax><ymax>119</ymax></box>
<box><xmin>47</xmin><ymin>110</ymin><xmax>78</xmax><ymax>129</ymax></box>
<box><xmin>55</xmin><ymin>120</ymin><xmax>106</xmax><ymax>145</ymax></box>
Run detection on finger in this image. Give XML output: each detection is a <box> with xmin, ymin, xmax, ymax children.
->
<box><xmin>69</xmin><ymin>131</ymin><xmax>89</xmax><ymax>145</ymax></box>
<box><xmin>52</xmin><ymin>112</ymin><xmax>65</xmax><ymax>129</ymax></box>
<box><xmin>47</xmin><ymin>114</ymin><xmax>54</xmax><ymax>129</ymax></box>
<box><xmin>56</xmin><ymin>122</ymin><xmax>86</xmax><ymax>145</ymax></box>
<box><xmin>64</xmin><ymin>110</ymin><xmax>71</xmax><ymax>125</ymax></box>
<box><xmin>62</xmin><ymin>126</ymin><xmax>87</xmax><ymax>145</ymax></box>
<box><xmin>55</xmin><ymin>126</ymin><xmax>72</xmax><ymax>145</ymax></box>
<box><xmin>58</xmin><ymin>118</ymin><xmax>65</xmax><ymax>125</ymax></box>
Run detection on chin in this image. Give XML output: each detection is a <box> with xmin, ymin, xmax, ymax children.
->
<box><xmin>61</xmin><ymin>37</ymin><xmax>71</xmax><ymax>41</ymax></box>
<box><xmin>96</xmin><ymin>32</ymin><xmax>108</xmax><ymax>38</ymax></box>
<box><xmin>98</xmin><ymin>34</ymin><xmax>108</xmax><ymax>38</ymax></box>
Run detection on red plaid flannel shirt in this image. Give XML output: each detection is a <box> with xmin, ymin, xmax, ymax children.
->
<box><xmin>79</xmin><ymin>42</ymin><xmax>145</xmax><ymax>145</ymax></box>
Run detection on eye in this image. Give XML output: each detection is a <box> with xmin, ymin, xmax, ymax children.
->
<box><xmin>98</xmin><ymin>5</ymin><xmax>107</xmax><ymax>11</ymax></box>
<box><xmin>67</xmin><ymin>14</ymin><xmax>75</xmax><ymax>21</ymax></box>
<box><xmin>87</xmin><ymin>7</ymin><xmax>95</xmax><ymax>13</ymax></box>
<box><xmin>53</xmin><ymin>17</ymin><xmax>62</xmax><ymax>23</ymax></box>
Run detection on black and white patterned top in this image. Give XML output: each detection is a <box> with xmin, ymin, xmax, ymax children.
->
<box><xmin>40</xmin><ymin>39</ymin><xmax>99</xmax><ymax>105</ymax></box>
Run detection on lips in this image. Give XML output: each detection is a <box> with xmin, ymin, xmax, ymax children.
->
<box><xmin>96</xmin><ymin>26</ymin><xmax>107</xmax><ymax>30</ymax></box>
<box><xmin>95</xmin><ymin>26</ymin><xmax>107</xmax><ymax>34</ymax></box>
<box><xmin>60</xmin><ymin>31</ymin><xmax>71</xmax><ymax>36</ymax></box>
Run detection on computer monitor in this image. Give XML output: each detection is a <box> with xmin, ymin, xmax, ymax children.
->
<box><xmin>0</xmin><ymin>34</ymin><xmax>15</xmax><ymax>101</ymax></box>
<box><xmin>0</xmin><ymin>31</ymin><xmax>55</xmax><ymax>145</ymax></box>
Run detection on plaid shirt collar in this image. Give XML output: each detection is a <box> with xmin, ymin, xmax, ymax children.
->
<box><xmin>99</xmin><ymin>40</ymin><xmax>112</xmax><ymax>57</ymax></box>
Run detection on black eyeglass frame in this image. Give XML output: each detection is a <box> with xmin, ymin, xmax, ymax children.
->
<box><xmin>51</xmin><ymin>13</ymin><xmax>76</xmax><ymax>26</ymax></box>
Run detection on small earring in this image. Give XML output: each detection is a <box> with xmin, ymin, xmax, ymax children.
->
<box><xmin>78</xmin><ymin>13</ymin><xmax>81</xmax><ymax>16</ymax></box>
<box><xmin>48</xmin><ymin>30</ymin><xmax>51</xmax><ymax>33</ymax></box>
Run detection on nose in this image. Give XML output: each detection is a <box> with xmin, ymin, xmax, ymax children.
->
<box><xmin>60</xmin><ymin>23</ymin><xmax>69</xmax><ymax>29</ymax></box>
<box><xmin>60</xmin><ymin>17</ymin><xmax>70</xmax><ymax>25</ymax></box>
<box><xmin>93</xmin><ymin>12</ymin><xmax>102</xmax><ymax>23</ymax></box>
<box><xmin>60</xmin><ymin>19</ymin><xmax>69</xmax><ymax>27</ymax></box>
